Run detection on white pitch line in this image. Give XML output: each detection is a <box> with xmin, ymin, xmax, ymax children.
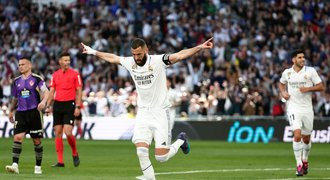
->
<box><xmin>267</xmin><ymin>178</ymin><xmax>330</xmax><ymax>180</ymax></box>
<box><xmin>155</xmin><ymin>167</ymin><xmax>330</xmax><ymax>175</ymax></box>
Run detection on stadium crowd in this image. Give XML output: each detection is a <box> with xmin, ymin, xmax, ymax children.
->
<box><xmin>0</xmin><ymin>0</ymin><xmax>330</xmax><ymax>118</ymax></box>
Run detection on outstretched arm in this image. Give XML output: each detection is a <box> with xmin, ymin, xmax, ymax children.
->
<box><xmin>169</xmin><ymin>37</ymin><xmax>214</xmax><ymax>64</ymax></box>
<box><xmin>80</xmin><ymin>43</ymin><xmax>121</xmax><ymax>64</ymax></box>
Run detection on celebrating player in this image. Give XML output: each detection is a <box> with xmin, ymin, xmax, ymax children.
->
<box><xmin>279</xmin><ymin>49</ymin><xmax>324</xmax><ymax>176</ymax></box>
<box><xmin>81</xmin><ymin>37</ymin><xmax>213</xmax><ymax>179</ymax></box>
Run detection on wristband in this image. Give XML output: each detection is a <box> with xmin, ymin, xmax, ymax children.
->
<box><xmin>75</xmin><ymin>106</ymin><xmax>81</xmax><ymax>109</ymax></box>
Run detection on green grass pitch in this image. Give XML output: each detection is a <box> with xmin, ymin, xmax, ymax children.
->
<box><xmin>0</xmin><ymin>138</ymin><xmax>329</xmax><ymax>179</ymax></box>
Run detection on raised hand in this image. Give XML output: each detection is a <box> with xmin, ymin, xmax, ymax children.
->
<box><xmin>199</xmin><ymin>37</ymin><xmax>214</xmax><ymax>49</ymax></box>
<box><xmin>80</xmin><ymin>42</ymin><xmax>96</xmax><ymax>55</ymax></box>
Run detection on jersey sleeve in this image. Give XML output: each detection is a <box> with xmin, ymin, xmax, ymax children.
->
<box><xmin>11</xmin><ymin>80</ymin><xmax>18</xmax><ymax>97</ymax></box>
<box><xmin>38</xmin><ymin>80</ymin><xmax>48</xmax><ymax>92</ymax></box>
<box><xmin>49</xmin><ymin>74</ymin><xmax>56</xmax><ymax>88</ymax></box>
<box><xmin>310</xmin><ymin>67</ymin><xmax>322</xmax><ymax>85</ymax></box>
<box><xmin>36</xmin><ymin>76</ymin><xmax>48</xmax><ymax>92</ymax></box>
<box><xmin>120</xmin><ymin>56</ymin><xmax>133</xmax><ymax>71</ymax></box>
<box><xmin>75</xmin><ymin>72</ymin><xmax>83</xmax><ymax>88</ymax></box>
<box><xmin>279</xmin><ymin>69</ymin><xmax>288</xmax><ymax>84</ymax></box>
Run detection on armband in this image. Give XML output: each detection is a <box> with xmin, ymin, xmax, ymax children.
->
<box><xmin>162</xmin><ymin>54</ymin><xmax>171</xmax><ymax>65</ymax></box>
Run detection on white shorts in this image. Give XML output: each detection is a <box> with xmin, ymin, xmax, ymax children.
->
<box><xmin>287</xmin><ymin>111</ymin><xmax>314</xmax><ymax>135</ymax></box>
<box><xmin>132</xmin><ymin>107</ymin><xmax>172</xmax><ymax>148</ymax></box>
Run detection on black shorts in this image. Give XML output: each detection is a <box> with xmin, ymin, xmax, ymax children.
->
<box><xmin>75</xmin><ymin>113</ymin><xmax>82</xmax><ymax>121</ymax></box>
<box><xmin>14</xmin><ymin>108</ymin><xmax>43</xmax><ymax>138</ymax></box>
<box><xmin>53</xmin><ymin>100</ymin><xmax>75</xmax><ymax>126</ymax></box>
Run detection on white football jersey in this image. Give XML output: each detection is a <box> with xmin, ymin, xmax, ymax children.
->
<box><xmin>120</xmin><ymin>54</ymin><xmax>171</xmax><ymax>108</ymax></box>
<box><xmin>280</xmin><ymin>66</ymin><xmax>322</xmax><ymax>113</ymax></box>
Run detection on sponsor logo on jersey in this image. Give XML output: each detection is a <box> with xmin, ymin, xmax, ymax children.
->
<box><xmin>134</xmin><ymin>74</ymin><xmax>154</xmax><ymax>85</ymax></box>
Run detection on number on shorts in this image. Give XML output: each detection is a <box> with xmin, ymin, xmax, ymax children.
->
<box><xmin>289</xmin><ymin>114</ymin><xmax>295</xmax><ymax>121</ymax></box>
<box><xmin>288</xmin><ymin>114</ymin><xmax>295</xmax><ymax>125</ymax></box>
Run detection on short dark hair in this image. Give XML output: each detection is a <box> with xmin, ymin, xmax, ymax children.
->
<box><xmin>18</xmin><ymin>56</ymin><xmax>31</xmax><ymax>61</ymax></box>
<box><xmin>131</xmin><ymin>38</ymin><xmax>146</xmax><ymax>49</ymax></box>
<box><xmin>290</xmin><ymin>49</ymin><xmax>304</xmax><ymax>59</ymax></box>
<box><xmin>59</xmin><ymin>52</ymin><xmax>70</xmax><ymax>58</ymax></box>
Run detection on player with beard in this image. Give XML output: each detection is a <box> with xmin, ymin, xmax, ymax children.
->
<box><xmin>81</xmin><ymin>37</ymin><xmax>213</xmax><ymax>180</ymax></box>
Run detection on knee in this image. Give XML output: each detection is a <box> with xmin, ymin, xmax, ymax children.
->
<box><xmin>137</xmin><ymin>147</ymin><xmax>149</xmax><ymax>158</ymax></box>
<box><xmin>302</xmin><ymin>136</ymin><xmax>310</xmax><ymax>144</ymax></box>
<box><xmin>64</xmin><ymin>130</ymin><xmax>73</xmax><ymax>136</ymax></box>
<box><xmin>33</xmin><ymin>138</ymin><xmax>41</xmax><ymax>145</ymax></box>
<box><xmin>155</xmin><ymin>154</ymin><xmax>169</xmax><ymax>163</ymax></box>
<box><xmin>293</xmin><ymin>134</ymin><xmax>302</xmax><ymax>142</ymax></box>
<box><xmin>14</xmin><ymin>134</ymin><xmax>24</xmax><ymax>142</ymax></box>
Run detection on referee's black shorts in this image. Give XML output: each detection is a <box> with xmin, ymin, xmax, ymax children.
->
<box><xmin>14</xmin><ymin>108</ymin><xmax>43</xmax><ymax>138</ymax></box>
<box><xmin>53</xmin><ymin>100</ymin><xmax>76</xmax><ymax>126</ymax></box>
<box><xmin>75</xmin><ymin>113</ymin><xmax>82</xmax><ymax>121</ymax></box>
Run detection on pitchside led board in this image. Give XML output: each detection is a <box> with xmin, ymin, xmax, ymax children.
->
<box><xmin>173</xmin><ymin>120</ymin><xmax>330</xmax><ymax>143</ymax></box>
<box><xmin>0</xmin><ymin>115</ymin><xmax>329</xmax><ymax>143</ymax></box>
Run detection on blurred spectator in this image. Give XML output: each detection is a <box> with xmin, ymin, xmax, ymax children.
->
<box><xmin>242</xmin><ymin>94</ymin><xmax>256</xmax><ymax>116</ymax></box>
<box><xmin>271</xmin><ymin>96</ymin><xmax>285</xmax><ymax>116</ymax></box>
<box><xmin>95</xmin><ymin>91</ymin><xmax>109</xmax><ymax>116</ymax></box>
<box><xmin>87</xmin><ymin>92</ymin><xmax>96</xmax><ymax>116</ymax></box>
<box><xmin>1</xmin><ymin>78</ymin><xmax>11</xmax><ymax>105</ymax></box>
<box><xmin>167</xmin><ymin>78</ymin><xmax>180</xmax><ymax>129</ymax></box>
<box><xmin>108</xmin><ymin>92</ymin><xmax>127</xmax><ymax>117</ymax></box>
<box><xmin>319</xmin><ymin>92</ymin><xmax>330</xmax><ymax>117</ymax></box>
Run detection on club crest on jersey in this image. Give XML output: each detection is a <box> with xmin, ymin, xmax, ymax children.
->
<box><xmin>132</xmin><ymin>64</ymin><xmax>137</xmax><ymax>70</ymax></box>
<box><xmin>29</xmin><ymin>80</ymin><xmax>34</xmax><ymax>86</ymax></box>
<box><xmin>304</xmin><ymin>74</ymin><xmax>308</xmax><ymax>80</ymax></box>
<box><xmin>132</xmin><ymin>64</ymin><xmax>153</xmax><ymax>72</ymax></box>
<box><xmin>148</xmin><ymin>65</ymin><xmax>153</xmax><ymax>71</ymax></box>
<box><xmin>287</xmin><ymin>72</ymin><xmax>291</xmax><ymax>79</ymax></box>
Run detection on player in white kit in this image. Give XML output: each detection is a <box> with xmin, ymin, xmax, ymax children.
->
<box><xmin>279</xmin><ymin>49</ymin><xmax>324</xmax><ymax>176</ymax></box>
<box><xmin>81</xmin><ymin>37</ymin><xmax>213</xmax><ymax>180</ymax></box>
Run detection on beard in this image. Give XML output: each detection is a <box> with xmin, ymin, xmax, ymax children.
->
<box><xmin>134</xmin><ymin>54</ymin><xmax>147</xmax><ymax>66</ymax></box>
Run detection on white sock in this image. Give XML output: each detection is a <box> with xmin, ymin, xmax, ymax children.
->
<box><xmin>168</xmin><ymin>139</ymin><xmax>184</xmax><ymax>159</ymax></box>
<box><xmin>302</xmin><ymin>141</ymin><xmax>311</xmax><ymax>162</ymax></box>
<box><xmin>136</xmin><ymin>147</ymin><xmax>155</xmax><ymax>180</ymax></box>
<box><xmin>293</xmin><ymin>141</ymin><xmax>303</xmax><ymax>166</ymax></box>
<box><xmin>155</xmin><ymin>139</ymin><xmax>184</xmax><ymax>163</ymax></box>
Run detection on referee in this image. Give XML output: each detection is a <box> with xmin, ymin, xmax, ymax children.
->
<box><xmin>5</xmin><ymin>57</ymin><xmax>49</xmax><ymax>174</ymax></box>
<box><xmin>46</xmin><ymin>52</ymin><xmax>82</xmax><ymax>167</ymax></box>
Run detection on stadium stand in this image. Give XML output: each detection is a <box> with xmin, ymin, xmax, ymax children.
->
<box><xmin>0</xmin><ymin>0</ymin><xmax>329</xmax><ymax>118</ymax></box>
